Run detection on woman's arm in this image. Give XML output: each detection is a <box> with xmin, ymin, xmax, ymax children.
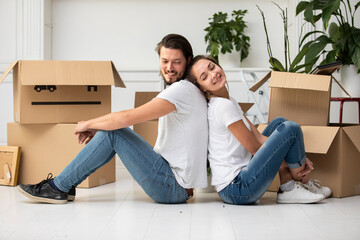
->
<box><xmin>228</xmin><ymin>119</ymin><xmax>262</xmax><ymax>155</ymax></box>
<box><xmin>243</xmin><ymin>116</ymin><xmax>268</xmax><ymax>145</ymax></box>
<box><xmin>74</xmin><ymin>98</ymin><xmax>176</xmax><ymax>133</ymax></box>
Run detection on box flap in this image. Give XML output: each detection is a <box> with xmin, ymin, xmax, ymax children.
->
<box><xmin>258</xmin><ymin>124</ymin><xmax>339</xmax><ymax>154</ymax></box>
<box><xmin>268</xmin><ymin>71</ymin><xmax>331</xmax><ymax>92</ymax></box>
<box><xmin>111</xmin><ymin>61</ymin><xmax>126</xmax><ymax>88</ymax></box>
<box><xmin>249</xmin><ymin>71</ymin><xmax>271</xmax><ymax>92</ymax></box>
<box><xmin>301</xmin><ymin>126</ymin><xmax>339</xmax><ymax>154</ymax></box>
<box><xmin>19</xmin><ymin>60</ymin><xmax>123</xmax><ymax>86</ymax></box>
<box><xmin>343</xmin><ymin>126</ymin><xmax>360</xmax><ymax>153</ymax></box>
<box><xmin>0</xmin><ymin>61</ymin><xmax>18</xmax><ymax>84</ymax></box>
<box><xmin>135</xmin><ymin>92</ymin><xmax>160</xmax><ymax>107</ymax></box>
<box><xmin>238</xmin><ymin>102</ymin><xmax>254</xmax><ymax>114</ymax></box>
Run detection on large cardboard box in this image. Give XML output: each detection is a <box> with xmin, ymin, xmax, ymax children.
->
<box><xmin>133</xmin><ymin>92</ymin><xmax>160</xmax><ymax>147</ymax></box>
<box><xmin>0</xmin><ymin>60</ymin><xmax>125</xmax><ymax>124</ymax></box>
<box><xmin>7</xmin><ymin>123</ymin><xmax>115</xmax><ymax>188</ymax></box>
<box><xmin>250</xmin><ymin>71</ymin><xmax>332</xmax><ymax>126</ymax></box>
<box><xmin>258</xmin><ymin>124</ymin><xmax>360</xmax><ymax>198</ymax></box>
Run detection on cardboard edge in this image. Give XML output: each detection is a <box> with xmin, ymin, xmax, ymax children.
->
<box><xmin>249</xmin><ymin>71</ymin><xmax>271</xmax><ymax>92</ymax></box>
<box><xmin>342</xmin><ymin>126</ymin><xmax>360</xmax><ymax>153</ymax></box>
<box><xmin>111</xmin><ymin>61</ymin><xmax>126</xmax><ymax>88</ymax></box>
<box><xmin>0</xmin><ymin>61</ymin><xmax>18</xmax><ymax>84</ymax></box>
<box><xmin>238</xmin><ymin>102</ymin><xmax>254</xmax><ymax>114</ymax></box>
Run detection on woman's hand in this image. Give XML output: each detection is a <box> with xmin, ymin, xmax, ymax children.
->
<box><xmin>297</xmin><ymin>157</ymin><xmax>314</xmax><ymax>183</ymax></box>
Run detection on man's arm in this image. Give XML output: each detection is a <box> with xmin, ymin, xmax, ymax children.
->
<box><xmin>74</xmin><ymin>98</ymin><xmax>176</xmax><ymax>133</ymax></box>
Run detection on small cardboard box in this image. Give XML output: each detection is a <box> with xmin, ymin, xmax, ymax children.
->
<box><xmin>7</xmin><ymin>123</ymin><xmax>115</xmax><ymax>188</ymax></box>
<box><xmin>258</xmin><ymin>124</ymin><xmax>360</xmax><ymax>198</ymax></box>
<box><xmin>133</xmin><ymin>92</ymin><xmax>159</xmax><ymax>147</ymax></box>
<box><xmin>0</xmin><ymin>60</ymin><xmax>125</xmax><ymax>124</ymax></box>
<box><xmin>250</xmin><ymin>71</ymin><xmax>332</xmax><ymax>126</ymax></box>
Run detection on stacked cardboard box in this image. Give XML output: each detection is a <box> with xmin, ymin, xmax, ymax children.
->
<box><xmin>0</xmin><ymin>60</ymin><xmax>125</xmax><ymax>188</ymax></box>
<box><xmin>251</xmin><ymin>71</ymin><xmax>360</xmax><ymax>197</ymax></box>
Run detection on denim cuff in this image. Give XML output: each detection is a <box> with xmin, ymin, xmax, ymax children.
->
<box><xmin>287</xmin><ymin>155</ymin><xmax>306</xmax><ymax>169</ymax></box>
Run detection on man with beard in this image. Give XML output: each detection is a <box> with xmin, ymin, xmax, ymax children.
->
<box><xmin>18</xmin><ymin>34</ymin><xmax>208</xmax><ymax>204</ymax></box>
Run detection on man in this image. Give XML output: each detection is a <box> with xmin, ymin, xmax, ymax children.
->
<box><xmin>18</xmin><ymin>34</ymin><xmax>209</xmax><ymax>204</ymax></box>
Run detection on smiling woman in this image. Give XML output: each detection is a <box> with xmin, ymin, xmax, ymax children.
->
<box><xmin>186</xmin><ymin>55</ymin><xmax>331</xmax><ymax>205</ymax></box>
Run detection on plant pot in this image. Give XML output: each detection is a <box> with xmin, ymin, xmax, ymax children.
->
<box><xmin>340</xmin><ymin>65</ymin><xmax>360</xmax><ymax>97</ymax></box>
<box><xmin>218</xmin><ymin>51</ymin><xmax>241</xmax><ymax>68</ymax></box>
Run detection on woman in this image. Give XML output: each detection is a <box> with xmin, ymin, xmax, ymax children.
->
<box><xmin>186</xmin><ymin>55</ymin><xmax>331</xmax><ymax>204</ymax></box>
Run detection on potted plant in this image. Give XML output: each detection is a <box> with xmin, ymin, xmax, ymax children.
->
<box><xmin>296</xmin><ymin>0</ymin><xmax>360</xmax><ymax>96</ymax></box>
<box><xmin>204</xmin><ymin>9</ymin><xmax>250</xmax><ymax>67</ymax></box>
<box><xmin>257</xmin><ymin>3</ymin><xmax>314</xmax><ymax>72</ymax></box>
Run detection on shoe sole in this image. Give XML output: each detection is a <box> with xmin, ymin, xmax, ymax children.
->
<box><xmin>68</xmin><ymin>195</ymin><xmax>75</xmax><ymax>201</ymax></box>
<box><xmin>17</xmin><ymin>186</ymin><xmax>67</xmax><ymax>204</ymax></box>
<box><xmin>277</xmin><ymin>195</ymin><xmax>325</xmax><ymax>204</ymax></box>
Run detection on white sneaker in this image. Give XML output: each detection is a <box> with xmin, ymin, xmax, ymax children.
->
<box><xmin>277</xmin><ymin>181</ymin><xmax>325</xmax><ymax>204</ymax></box>
<box><xmin>304</xmin><ymin>179</ymin><xmax>331</xmax><ymax>198</ymax></box>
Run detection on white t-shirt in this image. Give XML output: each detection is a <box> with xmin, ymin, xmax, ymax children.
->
<box><xmin>154</xmin><ymin>80</ymin><xmax>208</xmax><ymax>189</ymax></box>
<box><xmin>208</xmin><ymin>97</ymin><xmax>252</xmax><ymax>192</ymax></box>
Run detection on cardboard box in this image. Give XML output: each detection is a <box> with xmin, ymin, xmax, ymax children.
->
<box><xmin>7</xmin><ymin>123</ymin><xmax>115</xmax><ymax>188</ymax></box>
<box><xmin>133</xmin><ymin>92</ymin><xmax>160</xmax><ymax>147</ymax></box>
<box><xmin>250</xmin><ymin>71</ymin><xmax>332</xmax><ymax>126</ymax></box>
<box><xmin>258</xmin><ymin>124</ymin><xmax>360</xmax><ymax>198</ymax></box>
<box><xmin>0</xmin><ymin>60</ymin><xmax>125</xmax><ymax>124</ymax></box>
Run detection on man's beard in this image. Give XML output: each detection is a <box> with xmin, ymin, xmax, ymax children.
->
<box><xmin>160</xmin><ymin>71</ymin><xmax>182</xmax><ymax>86</ymax></box>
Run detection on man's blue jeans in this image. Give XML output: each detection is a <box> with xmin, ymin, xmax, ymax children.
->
<box><xmin>53</xmin><ymin>128</ymin><xmax>189</xmax><ymax>203</ymax></box>
<box><xmin>218</xmin><ymin>117</ymin><xmax>306</xmax><ymax>205</ymax></box>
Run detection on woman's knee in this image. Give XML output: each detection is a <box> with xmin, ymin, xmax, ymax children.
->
<box><xmin>277</xmin><ymin>120</ymin><xmax>301</xmax><ymax>135</ymax></box>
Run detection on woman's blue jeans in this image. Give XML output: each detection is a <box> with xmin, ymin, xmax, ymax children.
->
<box><xmin>53</xmin><ymin>127</ymin><xmax>190</xmax><ymax>204</ymax></box>
<box><xmin>218</xmin><ymin>117</ymin><xmax>306</xmax><ymax>205</ymax></box>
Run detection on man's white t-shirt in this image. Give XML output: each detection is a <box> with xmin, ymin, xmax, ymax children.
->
<box><xmin>208</xmin><ymin>97</ymin><xmax>252</xmax><ymax>192</ymax></box>
<box><xmin>154</xmin><ymin>80</ymin><xmax>208</xmax><ymax>189</ymax></box>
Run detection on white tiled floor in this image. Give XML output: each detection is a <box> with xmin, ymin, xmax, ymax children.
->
<box><xmin>1</xmin><ymin>168</ymin><xmax>360</xmax><ymax>240</ymax></box>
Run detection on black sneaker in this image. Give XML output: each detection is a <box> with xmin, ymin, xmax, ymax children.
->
<box><xmin>68</xmin><ymin>186</ymin><xmax>76</xmax><ymax>201</ymax></box>
<box><xmin>17</xmin><ymin>173</ymin><xmax>67</xmax><ymax>204</ymax></box>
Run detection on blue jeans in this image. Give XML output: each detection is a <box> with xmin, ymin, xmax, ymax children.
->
<box><xmin>218</xmin><ymin>117</ymin><xmax>306</xmax><ymax>205</ymax></box>
<box><xmin>53</xmin><ymin>128</ymin><xmax>190</xmax><ymax>204</ymax></box>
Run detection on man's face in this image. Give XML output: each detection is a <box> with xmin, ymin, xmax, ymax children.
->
<box><xmin>159</xmin><ymin>47</ymin><xmax>188</xmax><ymax>85</ymax></box>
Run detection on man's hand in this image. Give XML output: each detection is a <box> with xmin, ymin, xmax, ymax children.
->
<box><xmin>76</xmin><ymin>130</ymin><xmax>97</xmax><ymax>144</ymax></box>
<box><xmin>74</xmin><ymin>121</ymin><xmax>96</xmax><ymax>144</ymax></box>
<box><xmin>297</xmin><ymin>157</ymin><xmax>314</xmax><ymax>183</ymax></box>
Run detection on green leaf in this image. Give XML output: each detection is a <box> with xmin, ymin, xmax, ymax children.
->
<box><xmin>304</xmin><ymin>2</ymin><xmax>315</xmax><ymax>25</ymax></box>
<box><xmin>296</xmin><ymin>1</ymin><xmax>308</xmax><ymax>15</ymax></box>
<box><xmin>269</xmin><ymin>57</ymin><xmax>285</xmax><ymax>71</ymax></box>
<box><xmin>352</xmin><ymin>28</ymin><xmax>360</xmax><ymax>47</ymax></box>
<box><xmin>328</xmin><ymin>22</ymin><xmax>340</xmax><ymax>41</ymax></box>
<box><xmin>325</xmin><ymin>50</ymin><xmax>337</xmax><ymax>63</ymax></box>
<box><xmin>299</xmin><ymin>30</ymin><xmax>324</xmax><ymax>47</ymax></box>
<box><xmin>289</xmin><ymin>45</ymin><xmax>309</xmax><ymax>71</ymax></box>
<box><xmin>322</xmin><ymin>0</ymin><xmax>340</xmax><ymax>29</ymax></box>
<box><xmin>351</xmin><ymin>47</ymin><xmax>360</xmax><ymax>71</ymax></box>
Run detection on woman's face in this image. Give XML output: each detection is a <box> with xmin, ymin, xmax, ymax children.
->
<box><xmin>191</xmin><ymin>59</ymin><xmax>226</xmax><ymax>94</ymax></box>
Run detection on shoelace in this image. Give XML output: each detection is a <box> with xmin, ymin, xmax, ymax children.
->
<box><xmin>34</xmin><ymin>173</ymin><xmax>54</xmax><ymax>194</ymax></box>
<box><xmin>309</xmin><ymin>179</ymin><xmax>322</xmax><ymax>188</ymax></box>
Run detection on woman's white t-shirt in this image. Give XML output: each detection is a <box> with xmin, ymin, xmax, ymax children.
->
<box><xmin>208</xmin><ymin>97</ymin><xmax>252</xmax><ymax>192</ymax></box>
<box><xmin>154</xmin><ymin>80</ymin><xmax>208</xmax><ymax>189</ymax></box>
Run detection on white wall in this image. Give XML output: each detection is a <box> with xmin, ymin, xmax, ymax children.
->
<box><xmin>51</xmin><ymin>0</ymin><xmax>291</xmax><ymax>69</ymax></box>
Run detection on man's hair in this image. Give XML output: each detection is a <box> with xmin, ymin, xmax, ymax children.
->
<box><xmin>155</xmin><ymin>34</ymin><xmax>194</xmax><ymax>61</ymax></box>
